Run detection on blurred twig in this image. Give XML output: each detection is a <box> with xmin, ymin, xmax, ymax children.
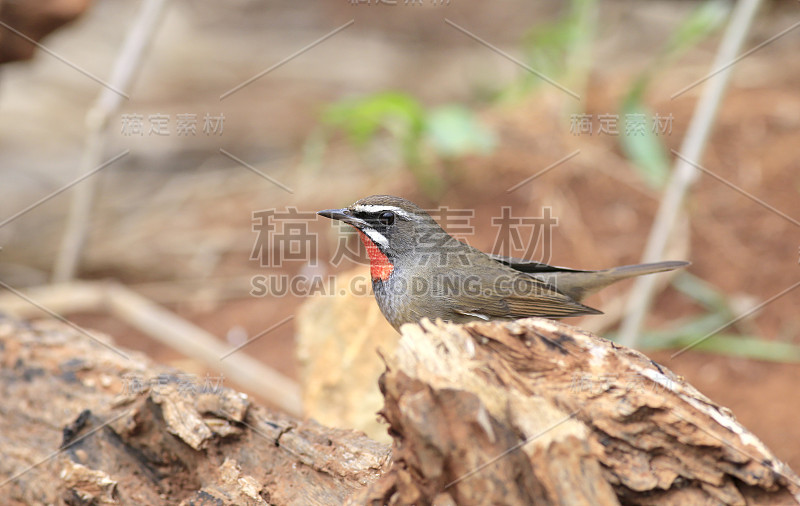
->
<box><xmin>618</xmin><ymin>0</ymin><xmax>763</xmax><ymax>348</ymax></box>
<box><xmin>53</xmin><ymin>0</ymin><xmax>170</xmax><ymax>282</ymax></box>
<box><xmin>105</xmin><ymin>283</ymin><xmax>302</xmax><ymax>416</ymax></box>
<box><xmin>0</xmin><ymin>280</ymin><xmax>303</xmax><ymax>416</ymax></box>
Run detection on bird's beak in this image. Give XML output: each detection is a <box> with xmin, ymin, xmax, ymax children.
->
<box><xmin>317</xmin><ymin>208</ymin><xmax>368</xmax><ymax>229</ymax></box>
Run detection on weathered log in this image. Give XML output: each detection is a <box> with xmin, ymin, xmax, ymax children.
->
<box><xmin>0</xmin><ymin>314</ymin><xmax>390</xmax><ymax>505</ymax></box>
<box><xmin>353</xmin><ymin>318</ymin><xmax>800</xmax><ymax>505</ymax></box>
<box><xmin>3</xmin><ymin>305</ymin><xmax>799</xmax><ymax>505</ymax></box>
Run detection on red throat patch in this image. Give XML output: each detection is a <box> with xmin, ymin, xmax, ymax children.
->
<box><xmin>356</xmin><ymin>230</ymin><xmax>394</xmax><ymax>281</ymax></box>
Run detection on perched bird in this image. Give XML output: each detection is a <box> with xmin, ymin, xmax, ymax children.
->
<box><xmin>318</xmin><ymin>195</ymin><xmax>688</xmax><ymax>331</ymax></box>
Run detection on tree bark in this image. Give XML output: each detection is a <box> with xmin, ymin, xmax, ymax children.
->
<box><xmin>0</xmin><ymin>314</ymin><xmax>390</xmax><ymax>505</ymax></box>
<box><xmin>353</xmin><ymin>317</ymin><xmax>800</xmax><ymax>505</ymax></box>
<box><xmin>2</xmin><ymin>309</ymin><xmax>799</xmax><ymax>505</ymax></box>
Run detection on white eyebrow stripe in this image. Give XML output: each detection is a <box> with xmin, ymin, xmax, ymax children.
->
<box><xmin>351</xmin><ymin>204</ymin><xmax>416</xmax><ymax>221</ymax></box>
<box><xmin>361</xmin><ymin>227</ymin><xmax>389</xmax><ymax>247</ymax></box>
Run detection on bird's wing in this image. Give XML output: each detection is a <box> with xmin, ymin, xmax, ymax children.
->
<box><xmin>503</xmin><ymin>290</ymin><xmax>602</xmax><ymax>318</ymax></box>
<box><xmin>487</xmin><ymin>253</ymin><xmax>594</xmax><ymax>274</ymax></box>
<box><xmin>447</xmin><ymin>273</ymin><xmax>602</xmax><ymax>321</ymax></box>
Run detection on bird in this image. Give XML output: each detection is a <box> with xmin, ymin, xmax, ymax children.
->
<box><xmin>318</xmin><ymin>195</ymin><xmax>688</xmax><ymax>331</ymax></box>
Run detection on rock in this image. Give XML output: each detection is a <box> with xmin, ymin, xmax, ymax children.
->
<box><xmin>297</xmin><ymin>267</ymin><xmax>398</xmax><ymax>442</ymax></box>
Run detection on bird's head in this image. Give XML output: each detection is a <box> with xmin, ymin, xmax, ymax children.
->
<box><xmin>318</xmin><ymin>195</ymin><xmax>448</xmax><ymax>281</ymax></box>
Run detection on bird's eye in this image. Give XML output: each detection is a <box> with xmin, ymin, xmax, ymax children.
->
<box><xmin>378</xmin><ymin>211</ymin><xmax>395</xmax><ymax>226</ymax></box>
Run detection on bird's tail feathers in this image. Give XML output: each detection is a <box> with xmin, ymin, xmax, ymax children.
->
<box><xmin>537</xmin><ymin>260</ymin><xmax>689</xmax><ymax>301</ymax></box>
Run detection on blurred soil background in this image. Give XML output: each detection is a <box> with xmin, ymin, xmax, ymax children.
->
<box><xmin>1</xmin><ymin>0</ymin><xmax>799</xmax><ymax>470</ymax></box>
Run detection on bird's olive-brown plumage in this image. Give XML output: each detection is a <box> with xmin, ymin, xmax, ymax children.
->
<box><xmin>318</xmin><ymin>195</ymin><xmax>688</xmax><ymax>331</ymax></box>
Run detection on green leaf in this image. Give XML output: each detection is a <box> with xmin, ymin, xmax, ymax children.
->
<box><xmin>671</xmin><ymin>273</ymin><xmax>733</xmax><ymax>314</ymax></box>
<box><xmin>318</xmin><ymin>92</ymin><xmax>496</xmax><ymax>199</ymax></box>
<box><xmin>616</xmin><ymin>1</ymin><xmax>729</xmax><ymax>188</ymax></box>
<box><xmin>663</xmin><ymin>0</ymin><xmax>730</xmax><ymax>61</ymax></box>
<box><xmin>494</xmin><ymin>0</ymin><xmax>596</xmax><ymax>102</ymax></box>
<box><xmin>425</xmin><ymin>105</ymin><xmax>496</xmax><ymax>158</ymax></box>
<box><xmin>619</xmin><ymin>101</ymin><xmax>670</xmax><ymax>188</ymax></box>
<box><xmin>321</xmin><ymin>91</ymin><xmax>426</xmax><ymax>147</ymax></box>
<box><xmin>641</xmin><ymin>333</ymin><xmax>800</xmax><ymax>363</ymax></box>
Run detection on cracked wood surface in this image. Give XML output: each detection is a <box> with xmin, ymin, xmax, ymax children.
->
<box><xmin>2</xmin><ymin>308</ymin><xmax>799</xmax><ymax>505</ymax></box>
<box><xmin>0</xmin><ymin>315</ymin><xmax>390</xmax><ymax>505</ymax></box>
<box><xmin>354</xmin><ymin>317</ymin><xmax>800</xmax><ymax>505</ymax></box>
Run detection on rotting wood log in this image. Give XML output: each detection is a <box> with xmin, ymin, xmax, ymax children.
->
<box><xmin>352</xmin><ymin>317</ymin><xmax>800</xmax><ymax>505</ymax></box>
<box><xmin>0</xmin><ymin>314</ymin><xmax>390</xmax><ymax>505</ymax></box>
<box><xmin>3</xmin><ymin>307</ymin><xmax>799</xmax><ymax>505</ymax></box>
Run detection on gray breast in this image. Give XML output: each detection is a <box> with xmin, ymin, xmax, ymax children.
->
<box><xmin>372</xmin><ymin>275</ymin><xmax>488</xmax><ymax>330</ymax></box>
